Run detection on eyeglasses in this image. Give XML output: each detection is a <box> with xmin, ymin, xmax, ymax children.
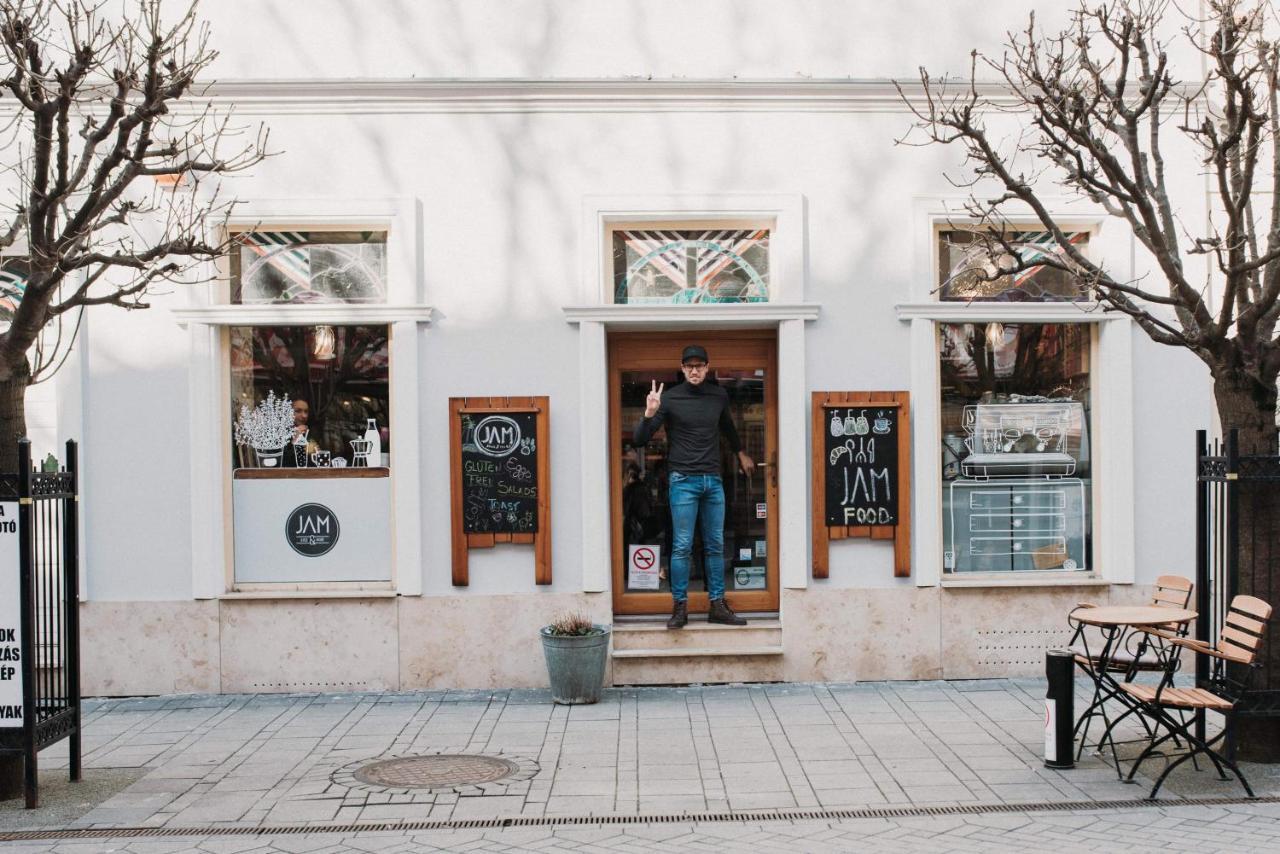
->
<box><xmin>682</xmin><ymin>362</ymin><xmax>708</xmax><ymax>371</ymax></box>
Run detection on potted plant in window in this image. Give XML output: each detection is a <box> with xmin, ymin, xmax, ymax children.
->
<box><xmin>540</xmin><ymin>611</ymin><xmax>610</xmax><ymax>704</ymax></box>
<box><xmin>234</xmin><ymin>390</ymin><xmax>296</xmax><ymax>467</ymax></box>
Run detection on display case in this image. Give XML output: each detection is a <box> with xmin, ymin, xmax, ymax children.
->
<box><xmin>945</xmin><ymin>478</ymin><xmax>1088</xmax><ymax>572</ymax></box>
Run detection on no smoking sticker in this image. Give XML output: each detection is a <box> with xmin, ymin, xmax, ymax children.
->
<box><xmin>628</xmin><ymin>544</ymin><xmax>661</xmax><ymax>590</ymax></box>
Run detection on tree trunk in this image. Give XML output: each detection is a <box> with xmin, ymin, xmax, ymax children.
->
<box><xmin>1212</xmin><ymin>373</ymin><xmax>1280</xmax><ymax>762</ymax></box>
<box><xmin>0</xmin><ymin>357</ymin><xmax>29</xmax><ymax>475</ymax></box>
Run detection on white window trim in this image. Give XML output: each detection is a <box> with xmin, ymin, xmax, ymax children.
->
<box><xmin>580</xmin><ymin>193</ymin><xmax>805</xmax><ymax>305</ymax></box>
<box><xmin>182</xmin><ymin>196</ymin><xmax>428</xmax><ymax>598</ymax></box>
<box><xmin>904</xmin><ymin>198</ymin><xmax>1135</xmax><ymax>588</ymax></box>
<box><xmin>570</xmin><ymin>193</ymin><xmax>815</xmax><ymax>594</ymax></box>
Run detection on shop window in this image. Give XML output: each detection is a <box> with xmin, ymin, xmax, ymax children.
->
<box><xmin>230</xmin><ymin>325</ymin><xmax>390</xmax><ymax>470</ymax></box>
<box><xmin>940</xmin><ymin>322</ymin><xmax>1092</xmax><ymax>573</ymax></box>
<box><xmin>939</xmin><ymin>230</ymin><xmax>1089</xmax><ymax>302</ymax></box>
<box><xmin>231</xmin><ymin>231</ymin><xmax>387</xmax><ymax>304</ymax></box>
<box><xmin>0</xmin><ymin>257</ymin><xmax>28</xmax><ymax>323</ymax></box>
<box><xmin>612</xmin><ymin>228</ymin><xmax>769</xmax><ymax>304</ymax></box>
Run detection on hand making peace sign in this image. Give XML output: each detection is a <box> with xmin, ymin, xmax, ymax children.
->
<box><xmin>645</xmin><ymin>380</ymin><xmax>664</xmax><ymax>418</ymax></box>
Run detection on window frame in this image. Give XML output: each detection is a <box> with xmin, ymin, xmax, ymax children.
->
<box><xmin>177</xmin><ymin>196</ymin><xmax>431</xmax><ymax>598</ymax></box>
<box><xmin>607</xmin><ymin>220</ymin><xmax>774</xmax><ymax>306</ymax></box>
<box><xmin>898</xmin><ymin>200</ymin><xmax>1134</xmax><ymax>588</ymax></box>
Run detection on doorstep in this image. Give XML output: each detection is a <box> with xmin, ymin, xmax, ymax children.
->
<box><xmin>610</xmin><ymin>619</ymin><xmax>784</xmax><ymax>685</ymax></box>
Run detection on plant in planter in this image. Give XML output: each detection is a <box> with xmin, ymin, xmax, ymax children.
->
<box><xmin>233</xmin><ymin>390</ymin><xmax>295</xmax><ymax>467</ymax></box>
<box><xmin>540</xmin><ymin>611</ymin><xmax>610</xmax><ymax>705</ymax></box>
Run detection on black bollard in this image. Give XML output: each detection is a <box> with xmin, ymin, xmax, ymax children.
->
<box><xmin>1044</xmin><ymin>649</ymin><xmax>1075</xmax><ymax>769</ymax></box>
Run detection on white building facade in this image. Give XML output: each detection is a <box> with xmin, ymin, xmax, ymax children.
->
<box><xmin>44</xmin><ymin>0</ymin><xmax>1214</xmax><ymax>695</ymax></box>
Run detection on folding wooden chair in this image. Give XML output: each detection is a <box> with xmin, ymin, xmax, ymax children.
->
<box><xmin>1118</xmin><ymin>594</ymin><xmax>1273</xmax><ymax>799</ymax></box>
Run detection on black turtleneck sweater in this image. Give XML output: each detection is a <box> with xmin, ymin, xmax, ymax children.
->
<box><xmin>632</xmin><ymin>381</ymin><xmax>741</xmax><ymax>475</ymax></box>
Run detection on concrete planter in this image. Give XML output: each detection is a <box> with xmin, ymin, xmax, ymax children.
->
<box><xmin>539</xmin><ymin>625</ymin><xmax>610</xmax><ymax>704</ymax></box>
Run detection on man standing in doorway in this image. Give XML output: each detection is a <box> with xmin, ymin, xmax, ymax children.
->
<box><xmin>633</xmin><ymin>345</ymin><xmax>755</xmax><ymax>629</ymax></box>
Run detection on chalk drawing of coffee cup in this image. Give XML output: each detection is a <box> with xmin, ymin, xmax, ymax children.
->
<box><xmin>872</xmin><ymin>411</ymin><xmax>891</xmax><ymax>434</ymax></box>
<box><xmin>310</xmin><ymin>451</ymin><xmax>331</xmax><ymax>467</ymax></box>
<box><xmin>853</xmin><ymin>410</ymin><xmax>870</xmax><ymax>436</ymax></box>
<box><xmin>829</xmin><ymin>412</ymin><xmax>844</xmax><ymax>437</ymax></box>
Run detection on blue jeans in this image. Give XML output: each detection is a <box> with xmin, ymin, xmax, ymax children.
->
<box><xmin>668</xmin><ymin>472</ymin><xmax>725</xmax><ymax>602</ymax></box>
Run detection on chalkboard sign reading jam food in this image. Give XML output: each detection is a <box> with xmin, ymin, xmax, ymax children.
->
<box><xmin>460</xmin><ymin>411</ymin><xmax>539</xmax><ymax>534</ymax></box>
<box><xmin>824</xmin><ymin>406</ymin><xmax>899</xmax><ymax>526</ymax></box>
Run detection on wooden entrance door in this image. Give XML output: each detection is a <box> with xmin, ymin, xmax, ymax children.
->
<box><xmin>609</xmin><ymin>330</ymin><xmax>779</xmax><ymax>615</ymax></box>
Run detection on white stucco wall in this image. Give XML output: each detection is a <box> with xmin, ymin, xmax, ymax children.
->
<box><xmin>49</xmin><ymin>0</ymin><xmax>1216</xmax><ymax>608</ymax></box>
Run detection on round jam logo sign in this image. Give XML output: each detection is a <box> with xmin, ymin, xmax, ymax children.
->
<box><xmin>286</xmin><ymin>503</ymin><xmax>340</xmax><ymax>557</ymax></box>
<box><xmin>473</xmin><ymin>415</ymin><xmax>522</xmax><ymax>457</ymax></box>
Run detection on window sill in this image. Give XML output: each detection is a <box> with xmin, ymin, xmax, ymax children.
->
<box><xmin>563</xmin><ymin>303</ymin><xmax>820</xmax><ymax>326</ymax></box>
<box><xmin>941</xmin><ymin>572</ymin><xmax>1111</xmax><ymax>589</ymax></box>
<box><xmin>221</xmin><ymin>586</ymin><xmax>398</xmax><ymax>600</ymax></box>
<box><xmin>894</xmin><ymin>301</ymin><xmax>1123</xmax><ymax>322</ymax></box>
<box><xmin>172</xmin><ymin>303</ymin><xmax>434</xmax><ymax>326</ymax></box>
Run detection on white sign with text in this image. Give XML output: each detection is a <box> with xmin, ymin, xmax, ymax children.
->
<box><xmin>628</xmin><ymin>545</ymin><xmax>661</xmax><ymax>590</ymax></box>
<box><xmin>0</xmin><ymin>502</ymin><xmax>22</xmax><ymax>726</ymax></box>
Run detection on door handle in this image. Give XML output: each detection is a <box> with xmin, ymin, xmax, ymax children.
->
<box><xmin>755</xmin><ymin>455</ymin><xmax>777</xmax><ymax>488</ymax></box>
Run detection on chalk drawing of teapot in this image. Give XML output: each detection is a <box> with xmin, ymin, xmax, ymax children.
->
<box><xmin>872</xmin><ymin>411</ymin><xmax>891</xmax><ymax>435</ymax></box>
<box><xmin>830</xmin><ymin>411</ymin><xmax>844</xmax><ymax>437</ymax></box>
<box><xmin>851</xmin><ymin>410</ymin><xmax>870</xmax><ymax>436</ymax></box>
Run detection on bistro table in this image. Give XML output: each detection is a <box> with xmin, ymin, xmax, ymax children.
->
<box><xmin>1068</xmin><ymin>605</ymin><xmax>1197</xmax><ymax>775</ymax></box>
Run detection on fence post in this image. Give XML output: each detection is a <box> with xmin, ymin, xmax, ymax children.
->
<box><xmin>1224</xmin><ymin>427</ymin><xmax>1241</xmax><ymax>761</ymax></box>
<box><xmin>1226</xmin><ymin>428</ymin><xmax>1240</xmax><ymax>604</ymax></box>
<box><xmin>1195</xmin><ymin>429</ymin><xmax>1209</xmax><ymax>745</ymax></box>
<box><xmin>63</xmin><ymin>440</ymin><xmax>80</xmax><ymax>783</ymax></box>
<box><xmin>15</xmin><ymin>440</ymin><xmax>36</xmax><ymax>809</ymax></box>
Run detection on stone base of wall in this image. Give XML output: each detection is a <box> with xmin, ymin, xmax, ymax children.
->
<box><xmin>79</xmin><ymin>584</ymin><xmax>1157</xmax><ymax>695</ymax></box>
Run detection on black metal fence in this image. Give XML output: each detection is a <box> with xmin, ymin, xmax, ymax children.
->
<box><xmin>0</xmin><ymin>439</ymin><xmax>80</xmax><ymax>808</ymax></box>
<box><xmin>1195</xmin><ymin>428</ymin><xmax>1280</xmax><ymax>719</ymax></box>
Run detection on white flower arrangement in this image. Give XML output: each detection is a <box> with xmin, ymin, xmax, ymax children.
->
<box><xmin>234</xmin><ymin>390</ymin><xmax>295</xmax><ymax>452</ymax></box>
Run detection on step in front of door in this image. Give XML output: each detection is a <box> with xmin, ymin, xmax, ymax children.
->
<box><xmin>610</xmin><ymin>620</ymin><xmax>784</xmax><ymax>685</ymax></box>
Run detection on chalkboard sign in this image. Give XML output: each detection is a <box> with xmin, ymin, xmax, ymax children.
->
<box><xmin>460</xmin><ymin>411</ymin><xmax>539</xmax><ymax>534</ymax></box>
<box><xmin>823</xmin><ymin>405</ymin><xmax>899</xmax><ymax>526</ymax></box>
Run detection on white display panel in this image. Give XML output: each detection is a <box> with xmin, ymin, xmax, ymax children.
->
<box><xmin>0</xmin><ymin>501</ymin><xmax>22</xmax><ymax>726</ymax></box>
<box><xmin>233</xmin><ymin>474</ymin><xmax>392</xmax><ymax>583</ymax></box>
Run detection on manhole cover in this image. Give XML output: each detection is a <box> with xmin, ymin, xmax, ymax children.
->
<box><xmin>352</xmin><ymin>754</ymin><xmax>519</xmax><ymax>789</ymax></box>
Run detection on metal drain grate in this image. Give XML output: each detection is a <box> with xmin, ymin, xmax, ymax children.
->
<box><xmin>0</xmin><ymin>795</ymin><xmax>1275</xmax><ymax>841</ymax></box>
<box><xmin>354</xmin><ymin>755</ymin><xmax>518</xmax><ymax>789</ymax></box>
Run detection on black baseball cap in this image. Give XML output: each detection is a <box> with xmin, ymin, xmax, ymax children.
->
<box><xmin>681</xmin><ymin>345</ymin><xmax>709</xmax><ymax>364</ymax></box>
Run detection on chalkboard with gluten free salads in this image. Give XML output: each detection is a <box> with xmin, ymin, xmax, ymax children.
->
<box><xmin>459</xmin><ymin>410</ymin><xmax>539</xmax><ymax>534</ymax></box>
<box><xmin>449</xmin><ymin>396</ymin><xmax>552</xmax><ymax>588</ymax></box>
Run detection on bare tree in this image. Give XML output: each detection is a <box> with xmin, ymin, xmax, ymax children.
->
<box><xmin>898</xmin><ymin>0</ymin><xmax>1280</xmax><ymax>453</ymax></box>
<box><xmin>0</xmin><ymin>0</ymin><xmax>267</xmax><ymax>469</ymax></box>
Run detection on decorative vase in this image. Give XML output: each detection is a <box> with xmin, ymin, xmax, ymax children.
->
<box><xmin>363</xmin><ymin>418</ymin><xmax>382</xmax><ymax>464</ymax></box>
<box><xmin>539</xmin><ymin>625</ymin><xmax>610</xmax><ymax>705</ymax></box>
<box><xmin>255</xmin><ymin>448</ymin><xmax>284</xmax><ymax>468</ymax></box>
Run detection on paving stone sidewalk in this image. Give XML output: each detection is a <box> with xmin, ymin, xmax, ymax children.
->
<box><xmin>15</xmin><ymin>678</ymin><xmax>1280</xmax><ymax>832</ymax></box>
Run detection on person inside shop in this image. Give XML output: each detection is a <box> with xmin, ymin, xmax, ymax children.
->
<box><xmin>632</xmin><ymin>344</ymin><xmax>755</xmax><ymax>629</ymax></box>
<box><xmin>285</xmin><ymin>396</ymin><xmax>321</xmax><ymax>467</ymax></box>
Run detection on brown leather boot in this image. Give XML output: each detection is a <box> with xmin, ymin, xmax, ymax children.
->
<box><xmin>708</xmin><ymin>598</ymin><xmax>747</xmax><ymax>626</ymax></box>
<box><xmin>667</xmin><ymin>599</ymin><xmax>688</xmax><ymax>629</ymax></box>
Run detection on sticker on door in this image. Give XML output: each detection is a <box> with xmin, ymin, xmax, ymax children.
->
<box><xmin>628</xmin><ymin>544</ymin><xmax>661</xmax><ymax>590</ymax></box>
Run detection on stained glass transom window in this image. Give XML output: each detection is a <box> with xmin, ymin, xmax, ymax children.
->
<box><xmin>612</xmin><ymin>229</ymin><xmax>770</xmax><ymax>304</ymax></box>
<box><xmin>0</xmin><ymin>258</ymin><xmax>27</xmax><ymax>324</ymax></box>
<box><xmin>939</xmin><ymin>231</ymin><xmax>1089</xmax><ymax>302</ymax></box>
<box><xmin>232</xmin><ymin>231</ymin><xmax>387</xmax><ymax>304</ymax></box>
